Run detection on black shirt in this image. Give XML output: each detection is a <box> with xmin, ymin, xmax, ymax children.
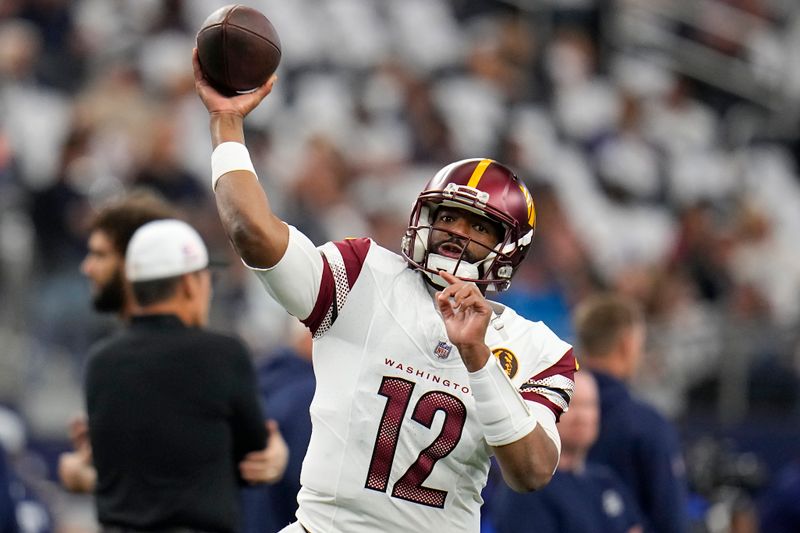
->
<box><xmin>85</xmin><ymin>314</ymin><xmax>267</xmax><ymax>533</ymax></box>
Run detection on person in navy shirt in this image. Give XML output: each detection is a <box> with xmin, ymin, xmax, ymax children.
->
<box><xmin>575</xmin><ymin>294</ymin><xmax>689</xmax><ymax>533</ymax></box>
<box><xmin>242</xmin><ymin>321</ymin><xmax>315</xmax><ymax>532</ymax></box>
<box><xmin>491</xmin><ymin>371</ymin><xmax>642</xmax><ymax>533</ymax></box>
<box><xmin>0</xmin><ymin>446</ymin><xmax>18</xmax><ymax>533</ymax></box>
<box><xmin>759</xmin><ymin>460</ymin><xmax>800</xmax><ymax>532</ymax></box>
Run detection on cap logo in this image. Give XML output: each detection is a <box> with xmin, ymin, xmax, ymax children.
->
<box><xmin>466</xmin><ymin>159</ymin><xmax>493</xmax><ymax>189</ymax></box>
<box><xmin>183</xmin><ymin>242</ymin><xmax>202</xmax><ymax>262</ymax></box>
<box><xmin>492</xmin><ymin>347</ymin><xmax>518</xmax><ymax>378</ymax></box>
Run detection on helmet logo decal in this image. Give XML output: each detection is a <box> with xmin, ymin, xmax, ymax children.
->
<box><xmin>519</xmin><ymin>184</ymin><xmax>536</xmax><ymax>228</ymax></box>
<box><xmin>492</xmin><ymin>347</ymin><xmax>519</xmax><ymax>378</ymax></box>
<box><xmin>466</xmin><ymin>159</ymin><xmax>494</xmax><ymax>189</ymax></box>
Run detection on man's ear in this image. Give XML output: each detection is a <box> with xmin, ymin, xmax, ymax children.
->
<box><xmin>180</xmin><ymin>273</ymin><xmax>197</xmax><ymax>300</ymax></box>
<box><xmin>617</xmin><ymin>326</ymin><xmax>643</xmax><ymax>377</ymax></box>
<box><xmin>617</xmin><ymin>328</ymin><xmax>633</xmax><ymax>359</ymax></box>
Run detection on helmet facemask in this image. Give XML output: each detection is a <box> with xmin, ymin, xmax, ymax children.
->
<box><xmin>402</xmin><ymin>159</ymin><xmax>536</xmax><ymax>292</ymax></box>
<box><xmin>402</xmin><ymin>184</ymin><xmax>528</xmax><ymax>292</ymax></box>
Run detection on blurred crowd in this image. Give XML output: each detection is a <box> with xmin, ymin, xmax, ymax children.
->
<box><xmin>1</xmin><ymin>0</ymin><xmax>800</xmax><ymax>532</ymax></box>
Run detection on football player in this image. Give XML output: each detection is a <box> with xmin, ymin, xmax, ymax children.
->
<box><xmin>194</xmin><ymin>49</ymin><xmax>576</xmax><ymax>533</ymax></box>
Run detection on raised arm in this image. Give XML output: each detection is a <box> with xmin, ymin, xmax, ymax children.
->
<box><xmin>192</xmin><ymin>48</ymin><xmax>287</xmax><ymax>268</ymax></box>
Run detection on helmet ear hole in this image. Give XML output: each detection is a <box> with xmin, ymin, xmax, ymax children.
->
<box><xmin>497</xmin><ymin>265</ymin><xmax>513</xmax><ymax>279</ymax></box>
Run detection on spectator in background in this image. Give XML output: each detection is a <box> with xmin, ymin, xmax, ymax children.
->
<box><xmin>81</xmin><ymin>191</ymin><xmax>177</xmax><ymax>321</ymax></box>
<box><xmin>0</xmin><ymin>445</ymin><xmax>18</xmax><ymax>533</ymax></box>
<box><xmin>58</xmin><ymin>190</ymin><xmax>176</xmax><ymax>493</ymax></box>
<box><xmin>85</xmin><ymin>219</ymin><xmax>286</xmax><ymax>533</ymax></box>
<box><xmin>492</xmin><ymin>371</ymin><xmax>643</xmax><ymax>533</ymax></box>
<box><xmin>242</xmin><ymin>320</ymin><xmax>315</xmax><ymax>533</ymax></box>
<box><xmin>575</xmin><ymin>294</ymin><xmax>689</xmax><ymax>533</ymax></box>
<box><xmin>0</xmin><ymin>407</ymin><xmax>53</xmax><ymax>533</ymax></box>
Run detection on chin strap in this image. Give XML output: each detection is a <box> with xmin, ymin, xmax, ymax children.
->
<box><xmin>425</xmin><ymin>253</ymin><xmax>481</xmax><ymax>288</ymax></box>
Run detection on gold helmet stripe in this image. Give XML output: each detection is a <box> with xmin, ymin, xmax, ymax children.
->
<box><xmin>466</xmin><ymin>159</ymin><xmax>493</xmax><ymax>189</ymax></box>
<box><xmin>519</xmin><ymin>184</ymin><xmax>536</xmax><ymax>227</ymax></box>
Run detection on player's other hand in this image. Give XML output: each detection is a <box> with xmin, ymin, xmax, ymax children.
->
<box><xmin>192</xmin><ymin>48</ymin><xmax>276</xmax><ymax>119</ymax></box>
<box><xmin>238</xmin><ymin>419</ymin><xmax>289</xmax><ymax>485</ymax></box>
<box><xmin>435</xmin><ymin>270</ymin><xmax>492</xmax><ymax>372</ymax></box>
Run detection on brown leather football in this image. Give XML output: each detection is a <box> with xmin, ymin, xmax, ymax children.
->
<box><xmin>196</xmin><ymin>4</ymin><xmax>281</xmax><ymax>95</ymax></box>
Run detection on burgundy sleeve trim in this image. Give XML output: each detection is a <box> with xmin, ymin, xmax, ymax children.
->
<box><xmin>519</xmin><ymin>348</ymin><xmax>576</xmax><ymax>422</ymax></box>
<box><xmin>530</xmin><ymin>348</ymin><xmax>577</xmax><ymax>381</ymax></box>
<box><xmin>302</xmin><ymin>253</ymin><xmax>335</xmax><ymax>336</ymax></box>
<box><xmin>522</xmin><ymin>394</ymin><xmax>563</xmax><ymax>421</ymax></box>
<box><xmin>334</xmin><ymin>238</ymin><xmax>371</xmax><ymax>289</ymax></box>
<box><xmin>304</xmin><ymin>238</ymin><xmax>372</xmax><ymax>339</ymax></box>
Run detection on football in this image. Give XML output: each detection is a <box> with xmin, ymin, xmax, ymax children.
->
<box><xmin>196</xmin><ymin>4</ymin><xmax>281</xmax><ymax>95</ymax></box>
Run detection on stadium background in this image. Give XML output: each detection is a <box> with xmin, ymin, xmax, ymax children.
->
<box><xmin>0</xmin><ymin>0</ymin><xmax>799</xmax><ymax>531</ymax></box>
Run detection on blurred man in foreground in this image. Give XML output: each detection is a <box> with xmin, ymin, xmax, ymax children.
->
<box><xmin>85</xmin><ymin>219</ymin><xmax>285</xmax><ymax>533</ymax></box>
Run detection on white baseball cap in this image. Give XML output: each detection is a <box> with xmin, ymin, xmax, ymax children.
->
<box><xmin>126</xmin><ymin>219</ymin><xmax>209</xmax><ymax>282</ymax></box>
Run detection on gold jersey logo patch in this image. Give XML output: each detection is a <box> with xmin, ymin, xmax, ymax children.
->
<box><xmin>492</xmin><ymin>348</ymin><xmax>518</xmax><ymax>379</ymax></box>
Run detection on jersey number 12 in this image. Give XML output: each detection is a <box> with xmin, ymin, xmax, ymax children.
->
<box><xmin>365</xmin><ymin>376</ymin><xmax>467</xmax><ymax>508</ymax></box>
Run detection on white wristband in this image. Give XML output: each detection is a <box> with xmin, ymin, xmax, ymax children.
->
<box><xmin>211</xmin><ymin>142</ymin><xmax>257</xmax><ymax>191</ymax></box>
<box><xmin>469</xmin><ymin>355</ymin><xmax>538</xmax><ymax>447</ymax></box>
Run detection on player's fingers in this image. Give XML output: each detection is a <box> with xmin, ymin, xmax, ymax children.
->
<box><xmin>456</xmin><ymin>293</ymin><xmax>488</xmax><ymax>312</ymax></box>
<box><xmin>437</xmin><ymin>274</ymin><xmax>465</xmax><ymax>297</ymax></box>
<box><xmin>437</xmin><ymin>286</ymin><xmax>459</xmax><ymax>305</ymax></box>
<box><xmin>191</xmin><ymin>48</ymin><xmax>205</xmax><ymax>83</ymax></box>
<box><xmin>247</xmin><ymin>74</ymin><xmax>277</xmax><ymax>103</ymax></box>
<box><xmin>439</xmin><ymin>270</ymin><xmax>460</xmax><ymax>285</ymax></box>
<box><xmin>435</xmin><ymin>291</ymin><xmax>455</xmax><ymax>318</ymax></box>
<box><xmin>450</xmin><ymin>283</ymin><xmax>480</xmax><ymax>305</ymax></box>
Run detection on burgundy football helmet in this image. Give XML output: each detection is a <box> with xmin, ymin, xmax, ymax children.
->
<box><xmin>402</xmin><ymin>158</ymin><xmax>536</xmax><ymax>291</ymax></box>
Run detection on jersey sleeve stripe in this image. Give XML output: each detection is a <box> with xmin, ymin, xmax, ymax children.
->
<box><xmin>307</xmin><ymin>239</ymin><xmax>371</xmax><ymax>339</ymax></box>
<box><xmin>519</xmin><ymin>348</ymin><xmax>576</xmax><ymax>422</ymax></box>
<box><xmin>333</xmin><ymin>238</ymin><xmax>371</xmax><ymax>289</ymax></box>
<box><xmin>528</xmin><ymin>347</ymin><xmax>578</xmax><ymax>381</ymax></box>
<box><xmin>525</xmin><ymin>395</ymin><xmax>565</xmax><ymax>421</ymax></box>
<box><xmin>301</xmin><ymin>253</ymin><xmax>335</xmax><ymax>337</ymax></box>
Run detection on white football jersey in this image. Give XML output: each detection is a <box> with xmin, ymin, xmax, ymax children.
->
<box><xmin>252</xmin><ymin>229</ymin><xmax>575</xmax><ymax>533</ymax></box>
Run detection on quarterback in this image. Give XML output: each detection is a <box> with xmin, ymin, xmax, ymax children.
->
<box><xmin>193</xmin><ymin>49</ymin><xmax>576</xmax><ymax>533</ymax></box>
